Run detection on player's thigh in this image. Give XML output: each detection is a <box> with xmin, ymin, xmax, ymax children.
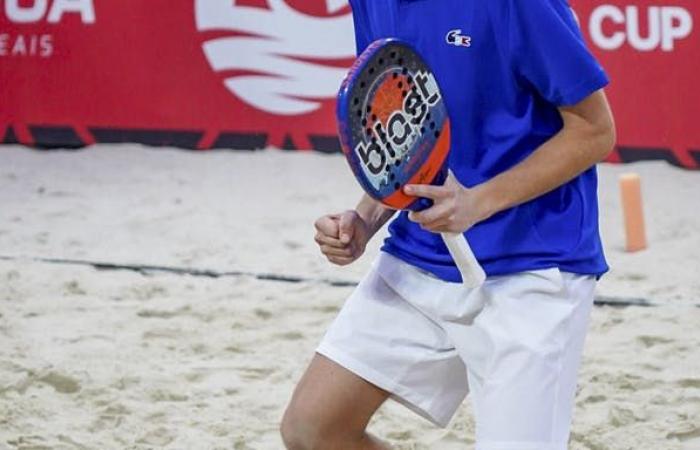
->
<box><xmin>283</xmin><ymin>353</ymin><xmax>390</xmax><ymax>435</ymax></box>
<box><xmin>450</xmin><ymin>269</ymin><xmax>596</xmax><ymax>448</ymax></box>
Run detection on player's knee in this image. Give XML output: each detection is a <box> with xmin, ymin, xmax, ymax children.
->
<box><xmin>280</xmin><ymin>402</ymin><xmax>351</xmax><ymax>450</ymax></box>
<box><xmin>280</xmin><ymin>402</ymin><xmax>321</xmax><ymax>450</ymax></box>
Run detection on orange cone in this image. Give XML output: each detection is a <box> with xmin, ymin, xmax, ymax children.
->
<box><xmin>620</xmin><ymin>173</ymin><xmax>647</xmax><ymax>252</ymax></box>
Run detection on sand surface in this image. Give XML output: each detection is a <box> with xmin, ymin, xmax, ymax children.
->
<box><xmin>0</xmin><ymin>145</ymin><xmax>698</xmax><ymax>449</ymax></box>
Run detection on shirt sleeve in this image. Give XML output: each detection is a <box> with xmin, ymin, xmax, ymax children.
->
<box><xmin>507</xmin><ymin>0</ymin><xmax>609</xmax><ymax>106</ymax></box>
<box><xmin>348</xmin><ymin>0</ymin><xmax>372</xmax><ymax>55</ymax></box>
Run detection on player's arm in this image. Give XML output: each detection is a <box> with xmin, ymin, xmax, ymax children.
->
<box><xmin>406</xmin><ymin>89</ymin><xmax>615</xmax><ymax>232</ymax></box>
<box><xmin>475</xmin><ymin>89</ymin><xmax>615</xmax><ymax>218</ymax></box>
<box><xmin>314</xmin><ymin>194</ymin><xmax>395</xmax><ymax>266</ymax></box>
<box><xmin>354</xmin><ymin>193</ymin><xmax>396</xmax><ymax>237</ymax></box>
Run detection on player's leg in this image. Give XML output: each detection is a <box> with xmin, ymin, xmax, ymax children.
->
<box><xmin>446</xmin><ymin>268</ymin><xmax>596</xmax><ymax>450</ymax></box>
<box><xmin>281</xmin><ymin>253</ymin><xmax>470</xmax><ymax>448</ymax></box>
<box><xmin>280</xmin><ymin>353</ymin><xmax>390</xmax><ymax>450</ymax></box>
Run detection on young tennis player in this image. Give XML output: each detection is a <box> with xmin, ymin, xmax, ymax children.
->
<box><xmin>282</xmin><ymin>0</ymin><xmax>615</xmax><ymax>449</ymax></box>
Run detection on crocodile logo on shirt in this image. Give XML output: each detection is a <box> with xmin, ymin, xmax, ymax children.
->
<box><xmin>445</xmin><ymin>29</ymin><xmax>472</xmax><ymax>47</ymax></box>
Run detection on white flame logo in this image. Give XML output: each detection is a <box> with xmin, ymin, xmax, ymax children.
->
<box><xmin>195</xmin><ymin>0</ymin><xmax>355</xmax><ymax>115</ymax></box>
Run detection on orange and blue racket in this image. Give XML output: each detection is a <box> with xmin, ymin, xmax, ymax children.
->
<box><xmin>337</xmin><ymin>38</ymin><xmax>485</xmax><ymax>288</ymax></box>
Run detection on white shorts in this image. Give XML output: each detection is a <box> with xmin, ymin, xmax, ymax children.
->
<box><xmin>317</xmin><ymin>252</ymin><xmax>596</xmax><ymax>450</ymax></box>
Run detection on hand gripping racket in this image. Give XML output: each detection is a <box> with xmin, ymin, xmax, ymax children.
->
<box><xmin>337</xmin><ymin>38</ymin><xmax>486</xmax><ymax>288</ymax></box>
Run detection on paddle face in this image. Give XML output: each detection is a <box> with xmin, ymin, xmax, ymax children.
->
<box><xmin>337</xmin><ymin>39</ymin><xmax>450</xmax><ymax>211</ymax></box>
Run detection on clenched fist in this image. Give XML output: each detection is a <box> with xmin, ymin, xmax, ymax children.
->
<box><xmin>314</xmin><ymin>210</ymin><xmax>371</xmax><ymax>266</ymax></box>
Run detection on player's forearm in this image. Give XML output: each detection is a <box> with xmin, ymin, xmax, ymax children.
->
<box><xmin>475</xmin><ymin>126</ymin><xmax>613</xmax><ymax>216</ymax></box>
<box><xmin>355</xmin><ymin>193</ymin><xmax>395</xmax><ymax>236</ymax></box>
<box><xmin>475</xmin><ymin>92</ymin><xmax>615</xmax><ymax>219</ymax></box>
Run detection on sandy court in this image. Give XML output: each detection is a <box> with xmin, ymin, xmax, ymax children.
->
<box><xmin>0</xmin><ymin>145</ymin><xmax>698</xmax><ymax>449</ymax></box>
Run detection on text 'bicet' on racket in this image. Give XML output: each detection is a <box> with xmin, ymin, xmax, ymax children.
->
<box><xmin>336</xmin><ymin>38</ymin><xmax>486</xmax><ymax>289</ymax></box>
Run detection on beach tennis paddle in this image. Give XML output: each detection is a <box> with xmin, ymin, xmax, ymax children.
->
<box><xmin>337</xmin><ymin>38</ymin><xmax>486</xmax><ymax>288</ymax></box>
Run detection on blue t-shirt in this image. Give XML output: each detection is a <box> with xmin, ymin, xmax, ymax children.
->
<box><xmin>349</xmin><ymin>0</ymin><xmax>610</xmax><ymax>282</ymax></box>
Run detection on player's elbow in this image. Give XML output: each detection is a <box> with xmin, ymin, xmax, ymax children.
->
<box><xmin>592</xmin><ymin>111</ymin><xmax>616</xmax><ymax>162</ymax></box>
<box><xmin>576</xmin><ymin>98</ymin><xmax>616</xmax><ymax>163</ymax></box>
<box><xmin>560</xmin><ymin>90</ymin><xmax>617</xmax><ymax>163</ymax></box>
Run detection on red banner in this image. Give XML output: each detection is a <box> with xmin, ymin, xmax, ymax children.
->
<box><xmin>1</xmin><ymin>1</ymin><xmax>698</xmax><ymax>168</ymax></box>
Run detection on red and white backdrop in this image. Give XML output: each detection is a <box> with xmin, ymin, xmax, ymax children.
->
<box><xmin>1</xmin><ymin>0</ymin><xmax>698</xmax><ymax>168</ymax></box>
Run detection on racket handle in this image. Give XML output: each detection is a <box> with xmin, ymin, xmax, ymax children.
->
<box><xmin>440</xmin><ymin>232</ymin><xmax>486</xmax><ymax>288</ymax></box>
